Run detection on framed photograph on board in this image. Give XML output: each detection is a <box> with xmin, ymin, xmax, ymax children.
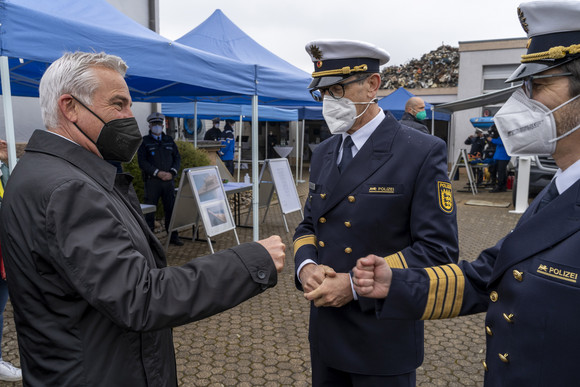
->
<box><xmin>188</xmin><ymin>166</ymin><xmax>235</xmax><ymax>237</ymax></box>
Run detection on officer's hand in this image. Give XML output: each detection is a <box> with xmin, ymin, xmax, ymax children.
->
<box><xmin>157</xmin><ymin>171</ymin><xmax>173</xmax><ymax>181</ymax></box>
<box><xmin>257</xmin><ymin>235</ymin><xmax>285</xmax><ymax>273</ymax></box>
<box><xmin>352</xmin><ymin>254</ymin><xmax>392</xmax><ymax>299</ymax></box>
<box><xmin>304</xmin><ymin>273</ymin><xmax>352</xmax><ymax>307</ymax></box>
<box><xmin>299</xmin><ymin>263</ymin><xmax>336</xmax><ymax>293</ymax></box>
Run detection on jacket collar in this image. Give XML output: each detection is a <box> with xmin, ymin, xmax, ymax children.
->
<box><xmin>25</xmin><ymin>130</ymin><xmax>117</xmax><ymax>191</ymax></box>
<box><xmin>317</xmin><ymin>113</ymin><xmax>399</xmax><ymax>215</ymax></box>
<box><xmin>490</xmin><ymin>180</ymin><xmax>580</xmax><ymax>282</ymax></box>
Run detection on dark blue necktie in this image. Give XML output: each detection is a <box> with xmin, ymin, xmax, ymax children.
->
<box><xmin>537</xmin><ymin>180</ymin><xmax>559</xmax><ymax>211</ymax></box>
<box><xmin>338</xmin><ymin>136</ymin><xmax>354</xmax><ymax>174</ymax></box>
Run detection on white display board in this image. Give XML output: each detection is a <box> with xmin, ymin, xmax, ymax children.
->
<box><xmin>267</xmin><ymin>158</ymin><xmax>302</xmax><ymax>214</ymax></box>
<box><xmin>166</xmin><ymin>166</ymin><xmax>239</xmax><ymax>253</ymax></box>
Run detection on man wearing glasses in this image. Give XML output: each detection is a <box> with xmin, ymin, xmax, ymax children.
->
<box><xmin>352</xmin><ymin>2</ymin><xmax>580</xmax><ymax>386</ymax></box>
<box><xmin>293</xmin><ymin>39</ymin><xmax>458</xmax><ymax>386</ymax></box>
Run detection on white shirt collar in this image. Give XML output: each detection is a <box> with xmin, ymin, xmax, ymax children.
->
<box><xmin>341</xmin><ymin>109</ymin><xmax>385</xmax><ymax>154</ymax></box>
<box><xmin>46</xmin><ymin>130</ymin><xmax>81</xmax><ymax>146</ymax></box>
<box><xmin>554</xmin><ymin>157</ymin><xmax>580</xmax><ymax>194</ymax></box>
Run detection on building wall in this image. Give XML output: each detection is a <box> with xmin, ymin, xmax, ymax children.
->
<box><xmin>0</xmin><ymin>0</ymin><xmax>155</xmax><ymax>143</ymax></box>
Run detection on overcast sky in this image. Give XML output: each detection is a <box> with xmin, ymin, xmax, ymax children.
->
<box><xmin>160</xmin><ymin>0</ymin><xmax>527</xmax><ymax>74</ymax></box>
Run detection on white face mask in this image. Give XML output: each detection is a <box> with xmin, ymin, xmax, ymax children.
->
<box><xmin>322</xmin><ymin>96</ymin><xmax>376</xmax><ymax>134</ymax></box>
<box><xmin>151</xmin><ymin>125</ymin><xmax>163</xmax><ymax>135</ymax></box>
<box><xmin>494</xmin><ymin>88</ymin><xmax>580</xmax><ymax>156</ymax></box>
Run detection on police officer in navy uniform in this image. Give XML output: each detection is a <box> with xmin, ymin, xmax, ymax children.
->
<box><xmin>138</xmin><ymin>112</ymin><xmax>183</xmax><ymax>246</ymax></box>
<box><xmin>293</xmin><ymin>39</ymin><xmax>458</xmax><ymax>386</ymax></box>
<box><xmin>353</xmin><ymin>2</ymin><xmax>580</xmax><ymax>385</ymax></box>
<box><xmin>204</xmin><ymin>117</ymin><xmax>222</xmax><ymax>141</ymax></box>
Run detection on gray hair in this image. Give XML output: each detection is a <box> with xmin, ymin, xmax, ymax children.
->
<box><xmin>39</xmin><ymin>52</ymin><xmax>128</xmax><ymax>129</ymax></box>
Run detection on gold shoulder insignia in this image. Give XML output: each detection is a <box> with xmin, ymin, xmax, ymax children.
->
<box><xmin>518</xmin><ymin>7</ymin><xmax>529</xmax><ymax>33</ymax></box>
<box><xmin>437</xmin><ymin>181</ymin><xmax>454</xmax><ymax>214</ymax></box>
<box><xmin>310</xmin><ymin>45</ymin><xmax>323</xmax><ymax>60</ymax></box>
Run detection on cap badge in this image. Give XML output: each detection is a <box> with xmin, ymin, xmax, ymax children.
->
<box><xmin>309</xmin><ymin>45</ymin><xmax>323</xmax><ymax>60</ymax></box>
<box><xmin>517</xmin><ymin>7</ymin><xmax>529</xmax><ymax>34</ymax></box>
<box><xmin>316</xmin><ymin>60</ymin><xmax>323</xmax><ymax>68</ymax></box>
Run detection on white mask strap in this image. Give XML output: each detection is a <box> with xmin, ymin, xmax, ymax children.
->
<box><xmin>547</xmin><ymin>94</ymin><xmax>580</xmax><ymax>143</ymax></box>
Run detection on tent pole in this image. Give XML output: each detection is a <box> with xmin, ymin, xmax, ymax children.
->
<box><xmin>0</xmin><ymin>56</ymin><xmax>17</xmax><ymax>173</ymax></box>
<box><xmin>300</xmin><ymin>119</ymin><xmax>305</xmax><ymax>182</ymax></box>
<box><xmin>237</xmin><ymin>114</ymin><xmax>242</xmax><ymax>182</ymax></box>
<box><xmin>295</xmin><ymin>121</ymin><xmax>299</xmax><ymax>184</ymax></box>
<box><xmin>431</xmin><ymin>107</ymin><xmax>435</xmax><ymax>136</ymax></box>
<box><xmin>252</xmin><ymin>95</ymin><xmax>259</xmax><ymax>241</ymax></box>
<box><xmin>193</xmin><ymin>102</ymin><xmax>198</xmax><ymax>148</ymax></box>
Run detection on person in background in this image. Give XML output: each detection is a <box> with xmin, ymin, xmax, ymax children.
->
<box><xmin>352</xmin><ymin>2</ymin><xmax>580</xmax><ymax>385</ymax></box>
<box><xmin>487</xmin><ymin>124</ymin><xmax>510</xmax><ymax>192</ymax></box>
<box><xmin>465</xmin><ymin>129</ymin><xmax>487</xmax><ymax>185</ymax></box>
<box><xmin>399</xmin><ymin>96</ymin><xmax>430</xmax><ymax>134</ymax></box>
<box><xmin>0</xmin><ymin>140</ymin><xmax>22</xmax><ymax>382</ymax></box>
<box><xmin>0</xmin><ymin>51</ymin><xmax>285</xmax><ymax>386</ymax></box>
<box><xmin>204</xmin><ymin>117</ymin><xmax>222</xmax><ymax>141</ymax></box>
<box><xmin>267</xmin><ymin>130</ymin><xmax>277</xmax><ymax>159</ymax></box>
<box><xmin>294</xmin><ymin>39</ymin><xmax>458</xmax><ymax>386</ymax></box>
<box><xmin>138</xmin><ymin>112</ymin><xmax>183</xmax><ymax>245</ymax></box>
<box><xmin>220</xmin><ymin>119</ymin><xmax>235</xmax><ymax>175</ymax></box>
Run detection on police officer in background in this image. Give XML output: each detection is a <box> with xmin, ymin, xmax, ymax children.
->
<box><xmin>138</xmin><ymin>112</ymin><xmax>183</xmax><ymax>246</ymax></box>
<box><xmin>220</xmin><ymin>119</ymin><xmax>236</xmax><ymax>175</ymax></box>
<box><xmin>294</xmin><ymin>39</ymin><xmax>458</xmax><ymax>386</ymax></box>
<box><xmin>353</xmin><ymin>2</ymin><xmax>580</xmax><ymax>385</ymax></box>
<box><xmin>204</xmin><ymin>117</ymin><xmax>222</xmax><ymax>141</ymax></box>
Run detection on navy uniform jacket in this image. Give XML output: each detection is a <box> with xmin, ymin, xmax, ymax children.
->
<box><xmin>293</xmin><ymin>113</ymin><xmax>458</xmax><ymax>375</ymax></box>
<box><xmin>378</xmin><ymin>180</ymin><xmax>580</xmax><ymax>385</ymax></box>
<box><xmin>137</xmin><ymin>133</ymin><xmax>180</xmax><ymax>179</ymax></box>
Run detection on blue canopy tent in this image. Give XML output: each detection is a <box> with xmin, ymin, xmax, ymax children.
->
<box><xmin>163</xmin><ymin>102</ymin><xmax>298</xmax><ymax>122</ymax></box>
<box><xmin>174</xmin><ymin>9</ymin><xmax>316</xmax><ymax>107</ymax></box>
<box><xmin>172</xmin><ymin>10</ymin><xmax>323</xmax><ymax>235</ymax></box>
<box><xmin>0</xmin><ymin>0</ymin><xmax>258</xmax><ymax>168</ymax></box>
<box><xmin>377</xmin><ymin>87</ymin><xmax>451</xmax><ymax>121</ymax></box>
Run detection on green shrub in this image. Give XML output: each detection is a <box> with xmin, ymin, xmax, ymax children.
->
<box><xmin>123</xmin><ymin>140</ymin><xmax>211</xmax><ymax>218</ymax></box>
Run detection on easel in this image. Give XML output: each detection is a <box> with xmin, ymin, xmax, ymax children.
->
<box><xmin>448</xmin><ymin>149</ymin><xmax>477</xmax><ymax>195</ymax></box>
<box><xmin>245</xmin><ymin>159</ymin><xmax>304</xmax><ymax>232</ymax></box>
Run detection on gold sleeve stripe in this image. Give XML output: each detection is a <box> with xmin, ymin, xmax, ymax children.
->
<box><xmin>421</xmin><ymin>267</ymin><xmax>439</xmax><ymax>320</ymax></box>
<box><xmin>449</xmin><ymin>264</ymin><xmax>465</xmax><ymax>318</ymax></box>
<box><xmin>439</xmin><ymin>265</ymin><xmax>457</xmax><ymax>319</ymax></box>
<box><xmin>384</xmin><ymin>253</ymin><xmax>405</xmax><ymax>269</ymax></box>
<box><xmin>293</xmin><ymin>235</ymin><xmax>317</xmax><ymax>255</ymax></box>
<box><xmin>420</xmin><ymin>264</ymin><xmax>465</xmax><ymax>320</ymax></box>
<box><xmin>397</xmin><ymin>252</ymin><xmax>408</xmax><ymax>269</ymax></box>
<box><xmin>430</xmin><ymin>266</ymin><xmax>448</xmax><ymax>319</ymax></box>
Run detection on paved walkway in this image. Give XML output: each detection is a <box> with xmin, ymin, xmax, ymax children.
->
<box><xmin>1</xmin><ymin>169</ymin><xmax>524</xmax><ymax>386</ymax></box>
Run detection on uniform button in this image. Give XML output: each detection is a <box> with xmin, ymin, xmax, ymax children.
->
<box><xmin>348</xmin><ymin>195</ymin><xmax>355</xmax><ymax>203</ymax></box>
<box><xmin>482</xmin><ymin>360</ymin><xmax>488</xmax><ymax>372</ymax></box>
<box><xmin>318</xmin><ymin>241</ymin><xmax>325</xmax><ymax>247</ymax></box>
<box><xmin>486</xmin><ymin>326</ymin><xmax>493</xmax><ymax>336</ymax></box>
<box><xmin>319</xmin><ymin>217</ymin><xmax>327</xmax><ymax>224</ymax></box>
<box><xmin>257</xmin><ymin>270</ymin><xmax>266</xmax><ymax>280</ymax></box>
<box><xmin>320</xmin><ymin>193</ymin><xmax>327</xmax><ymax>199</ymax></box>
<box><xmin>513</xmin><ymin>270</ymin><xmax>524</xmax><ymax>282</ymax></box>
<box><xmin>490</xmin><ymin>291</ymin><xmax>498</xmax><ymax>302</ymax></box>
<box><xmin>503</xmin><ymin>313</ymin><xmax>515</xmax><ymax>323</ymax></box>
<box><xmin>344</xmin><ymin>221</ymin><xmax>351</xmax><ymax>228</ymax></box>
<box><xmin>499</xmin><ymin>353</ymin><xmax>509</xmax><ymax>363</ymax></box>
<box><xmin>344</xmin><ymin>247</ymin><xmax>352</xmax><ymax>254</ymax></box>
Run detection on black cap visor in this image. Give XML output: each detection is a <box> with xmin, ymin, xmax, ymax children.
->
<box><xmin>506</xmin><ymin>57</ymin><xmax>577</xmax><ymax>82</ymax></box>
<box><xmin>308</xmin><ymin>75</ymin><xmax>350</xmax><ymax>89</ymax></box>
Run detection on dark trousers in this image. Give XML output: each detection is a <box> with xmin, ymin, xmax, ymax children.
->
<box><xmin>495</xmin><ymin>159</ymin><xmax>509</xmax><ymax>189</ymax></box>
<box><xmin>311</xmin><ymin>346</ymin><xmax>416</xmax><ymax>387</ymax></box>
<box><xmin>224</xmin><ymin>159</ymin><xmax>234</xmax><ymax>175</ymax></box>
<box><xmin>144</xmin><ymin>178</ymin><xmax>176</xmax><ymax>233</ymax></box>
